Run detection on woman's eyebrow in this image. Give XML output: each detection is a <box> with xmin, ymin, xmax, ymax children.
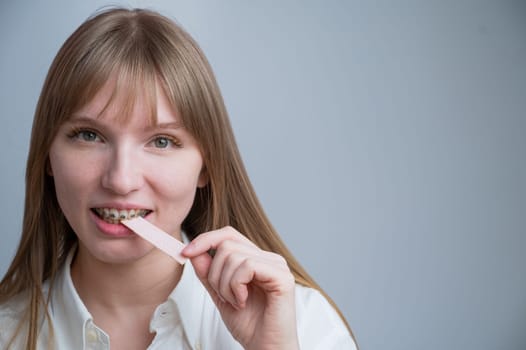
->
<box><xmin>67</xmin><ymin>115</ymin><xmax>100</xmax><ymax>125</ymax></box>
<box><xmin>147</xmin><ymin>122</ymin><xmax>185</xmax><ymax>130</ymax></box>
<box><xmin>68</xmin><ymin>116</ymin><xmax>184</xmax><ymax>130</ymax></box>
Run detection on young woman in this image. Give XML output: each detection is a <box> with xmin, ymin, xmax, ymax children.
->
<box><xmin>0</xmin><ymin>7</ymin><xmax>357</xmax><ymax>349</ymax></box>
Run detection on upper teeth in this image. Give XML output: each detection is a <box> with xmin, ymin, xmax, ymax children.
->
<box><xmin>94</xmin><ymin>208</ymin><xmax>149</xmax><ymax>224</ymax></box>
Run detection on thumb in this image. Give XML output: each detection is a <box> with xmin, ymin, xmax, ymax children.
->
<box><xmin>189</xmin><ymin>253</ymin><xmax>222</xmax><ymax>306</ymax></box>
<box><xmin>189</xmin><ymin>252</ymin><xmax>212</xmax><ymax>281</ymax></box>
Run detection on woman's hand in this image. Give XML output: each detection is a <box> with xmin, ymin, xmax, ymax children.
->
<box><xmin>181</xmin><ymin>226</ymin><xmax>300</xmax><ymax>350</ymax></box>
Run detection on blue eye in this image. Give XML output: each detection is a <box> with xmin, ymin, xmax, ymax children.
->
<box><xmin>151</xmin><ymin>135</ymin><xmax>182</xmax><ymax>149</ymax></box>
<box><xmin>68</xmin><ymin>128</ymin><xmax>102</xmax><ymax>142</ymax></box>
<box><xmin>79</xmin><ymin>130</ymin><xmax>99</xmax><ymax>142</ymax></box>
<box><xmin>154</xmin><ymin>137</ymin><xmax>171</xmax><ymax>148</ymax></box>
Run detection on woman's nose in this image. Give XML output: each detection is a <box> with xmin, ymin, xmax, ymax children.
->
<box><xmin>101</xmin><ymin>147</ymin><xmax>144</xmax><ymax>195</ymax></box>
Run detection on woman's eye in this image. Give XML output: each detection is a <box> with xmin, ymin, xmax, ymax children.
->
<box><xmin>152</xmin><ymin>136</ymin><xmax>181</xmax><ymax>149</ymax></box>
<box><xmin>68</xmin><ymin>128</ymin><xmax>102</xmax><ymax>142</ymax></box>
<box><xmin>79</xmin><ymin>130</ymin><xmax>99</xmax><ymax>142</ymax></box>
<box><xmin>154</xmin><ymin>137</ymin><xmax>170</xmax><ymax>148</ymax></box>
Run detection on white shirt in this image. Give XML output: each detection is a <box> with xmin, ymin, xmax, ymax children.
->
<box><xmin>0</xmin><ymin>249</ymin><xmax>356</xmax><ymax>349</ymax></box>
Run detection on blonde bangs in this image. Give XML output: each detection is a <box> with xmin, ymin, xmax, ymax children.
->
<box><xmin>92</xmin><ymin>64</ymin><xmax>159</xmax><ymax>125</ymax></box>
<box><xmin>63</xmin><ymin>20</ymin><xmax>160</xmax><ymax>125</ymax></box>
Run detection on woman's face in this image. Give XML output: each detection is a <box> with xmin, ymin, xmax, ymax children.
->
<box><xmin>48</xmin><ymin>80</ymin><xmax>207</xmax><ymax>264</ymax></box>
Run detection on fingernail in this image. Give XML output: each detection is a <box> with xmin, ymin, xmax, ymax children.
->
<box><xmin>182</xmin><ymin>244</ymin><xmax>193</xmax><ymax>254</ymax></box>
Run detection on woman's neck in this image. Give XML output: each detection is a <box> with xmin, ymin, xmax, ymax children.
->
<box><xmin>70</xmin><ymin>246</ymin><xmax>183</xmax><ymax>313</ymax></box>
<box><xmin>69</xmin><ymin>245</ymin><xmax>183</xmax><ymax>347</ymax></box>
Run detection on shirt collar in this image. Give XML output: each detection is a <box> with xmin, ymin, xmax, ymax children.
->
<box><xmin>50</xmin><ymin>246</ymin><xmax>94</xmax><ymax>347</ymax></box>
<box><xmin>164</xmin><ymin>260</ymin><xmax>205</xmax><ymax>345</ymax></box>
<box><xmin>167</xmin><ymin>234</ymin><xmax>206</xmax><ymax>346</ymax></box>
<box><xmin>50</xmin><ymin>237</ymin><xmax>207</xmax><ymax>347</ymax></box>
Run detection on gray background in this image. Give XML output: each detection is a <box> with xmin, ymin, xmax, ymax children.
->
<box><xmin>1</xmin><ymin>1</ymin><xmax>525</xmax><ymax>349</ymax></box>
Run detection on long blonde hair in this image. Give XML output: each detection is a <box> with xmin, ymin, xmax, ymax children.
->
<box><xmin>0</xmin><ymin>7</ymin><xmax>356</xmax><ymax>348</ymax></box>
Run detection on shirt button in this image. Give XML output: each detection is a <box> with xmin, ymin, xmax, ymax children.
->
<box><xmin>195</xmin><ymin>341</ymin><xmax>202</xmax><ymax>350</ymax></box>
<box><xmin>86</xmin><ymin>329</ymin><xmax>98</xmax><ymax>343</ymax></box>
<box><xmin>157</xmin><ymin>305</ymin><xmax>169</xmax><ymax>317</ymax></box>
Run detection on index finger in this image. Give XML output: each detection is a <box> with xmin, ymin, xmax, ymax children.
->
<box><xmin>181</xmin><ymin>226</ymin><xmax>254</xmax><ymax>257</ymax></box>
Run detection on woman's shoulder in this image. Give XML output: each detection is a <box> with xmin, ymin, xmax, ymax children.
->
<box><xmin>0</xmin><ymin>291</ymin><xmax>30</xmax><ymax>345</ymax></box>
<box><xmin>294</xmin><ymin>284</ymin><xmax>357</xmax><ymax>349</ymax></box>
<box><xmin>0</xmin><ymin>291</ymin><xmax>29</xmax><ymax>320</ymax></box>
<box><xmin>294</xmin><ymin>284</ymin><xmax>343</xmax><ymax>322</ymax></box>
<box><xmin>0</xmin><ymin>283</ymin><xmax>51</xmax><ymax>346</ymax></box>
<box><xmin>0</xmin><ymin>281</ymin><xmax>50</xmax><ymax>315</ymax></box>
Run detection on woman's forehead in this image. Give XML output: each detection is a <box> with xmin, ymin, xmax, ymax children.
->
<box><xmin>73</xmin><ymin>75</ymin><xmax>179</xmax><ymax>126</ymax></box>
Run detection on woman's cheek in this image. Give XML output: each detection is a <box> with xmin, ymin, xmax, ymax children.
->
<box><xmin>156</xmin><ymin>168</ymin><xmax>200</xmax><ymax>200</ymax></box>
<box><xmin>153</xmin><ymin>152</ymin><xmax>204</xmax><ymax>196</ymax></box>
<box><xmin>52</xmin><ymin>151</ymin><xmax>99</xmax><ymax>191</ymax></box>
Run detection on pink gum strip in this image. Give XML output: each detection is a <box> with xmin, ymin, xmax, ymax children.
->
<box><xmin>122</xmin><ymin>217</ymin><xmax>187</xmax><ymax>265</ymax></box>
